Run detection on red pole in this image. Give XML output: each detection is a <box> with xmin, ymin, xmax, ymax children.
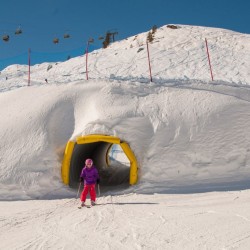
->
<box><xmin>85</xmin><ymin>42</ymin><xmax>89</xmax><ymax>80</ymax></box>
<box><xmin>28</xmin><ymin>48</ymin><xmax>31</xmax><ymax>86</ymax></box>
<box><xmin>205</xmin><ymin>38</ymin><xmax>214</xmax><ymax>81</ymax></box>
<box><xmin>146</xmin><ymin>41</ymin><xmax>153</xmax><ymax>82</ymax></box>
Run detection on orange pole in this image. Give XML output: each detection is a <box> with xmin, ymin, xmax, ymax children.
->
<box><xmin>205</xmin><ymin>38</ymin><xmax>214</xmax><ymax>81</ymax></box>
<box><xmin>146</xmin><ymin>42</ymin><xmax>153</xmax><ymax>82</ymax></box>
<box><xmin>28</xmin><ymin>48</ymin><xmax>31</xmax><ymax>86</ymax></box>
<box><xmin>85</xmin><ymin>42</ymin><xmax>89</xmax><ymax>80</ymax></box>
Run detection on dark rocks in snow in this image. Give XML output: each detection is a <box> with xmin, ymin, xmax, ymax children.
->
<box><xmin>167</xmin><ymin>24</ymin><xmax>179</xmax><ymax>29</ymax></box>
<box><xmin>137</xmin><ymin>48</ymin><xmax>144</xmax><ymax>53</ymax></box>
<box><xmin>47</xmin><ymin>65</ymin><xmax>53</xmax><ymax>71</ymax></box>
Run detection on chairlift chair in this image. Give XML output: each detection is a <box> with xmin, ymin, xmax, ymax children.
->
<box><xmin>53</xmin><ymin>38</ymin><xmax>59</xmax><ymax>44</ymax></box>
<box><xmin>88</xmin><ymin>37</ymin><xmax>94</xmax><ymax>43</ymax></box>
<box><xmin>64</xmin><ymin>33</ymin><xmax>70</xmax><ymax>39</ymax></box>
<box><xmin>2</xmin><ymin>34</ymin><xmax>10</xmax><ymax>42</ymax></box>
<box><xmin>15</xmin><ymin>28</ymin><xmax>22</xmax><ymax>35</ymax></box>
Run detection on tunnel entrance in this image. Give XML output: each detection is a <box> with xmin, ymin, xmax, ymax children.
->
<box><xmin>61</xmin><ymin>135</ymin><xmax>138</xmax><ymax>189</ymax></box>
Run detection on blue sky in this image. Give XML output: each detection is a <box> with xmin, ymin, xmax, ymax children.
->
<box><xmin>0</xmin><ymin>0</ymin><xmax>249</xmax><ymax>69</ymax></box>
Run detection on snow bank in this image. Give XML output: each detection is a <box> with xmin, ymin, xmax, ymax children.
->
<box><xmin>0</xmin><ymin>24</ymin><xmax>250</xmax><ymax>200</ymax></box>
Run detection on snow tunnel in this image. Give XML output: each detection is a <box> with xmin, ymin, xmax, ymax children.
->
<box><xmin>61</xmin><ymin>135</ymin><xmax>138</xmax><ymax>188</ymax></box>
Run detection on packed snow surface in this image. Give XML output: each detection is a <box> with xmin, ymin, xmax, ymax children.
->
<box><xmin>1</xmin><ymin>24</ymin><xmax>250</xmax><ymax>249</ymax></box>
<box><xmin>1</xmin><ymin>191</ymin><xmax>250</xmax><ymax>250</ymax></box>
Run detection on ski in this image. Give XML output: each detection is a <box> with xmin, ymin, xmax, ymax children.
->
<box><xmin>77</xmin><ymin>202</ymin><xmax>98</xmax><ymax>209</ymax></box>
<box><xmin>78</xmin><ymin>204</ymin><xmax>94</xmax><ymax>209</ymax></box>
<box><xmin>78</xmin><ymin>204</ymin><xmax>92</xmax><ymax>209</ymax></box>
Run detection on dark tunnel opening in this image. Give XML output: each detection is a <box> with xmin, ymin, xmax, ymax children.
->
<box><xmin>69</xmin><ymin>142</ymin><xmax>130</xmax><ymax>190</ymax></box>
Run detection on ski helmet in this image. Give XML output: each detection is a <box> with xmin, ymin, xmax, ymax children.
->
<box><xmin>85</xmin><ymin>158</ymin><xmax>93</xmax><ymax>165</ymax></box>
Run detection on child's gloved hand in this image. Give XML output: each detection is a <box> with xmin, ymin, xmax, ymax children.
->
<box><xmin>79</xmin><ymin>177</ymin><xmax>83</xmax><ymax>182</ymax></box>
<box><xmin>96</xmin><ymin>179</ymin><xmax>100</xmax><ymax>184</ymax></box>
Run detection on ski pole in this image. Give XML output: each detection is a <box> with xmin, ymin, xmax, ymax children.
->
<box><xmin>97</xmin><ymin>184</ymin><xmax>101</xmax><ymax>197</ymax></box>
<box><xmin>76</xmin><ymin>182</ymin><xmax>82</xmax><ymax>199</ymax></box>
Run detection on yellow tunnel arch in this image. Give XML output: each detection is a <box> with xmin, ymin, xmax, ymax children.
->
<box><xmin>61</xmin><ymin>134</ymin><xmax>138</xmax><ymax>187</ymax></box>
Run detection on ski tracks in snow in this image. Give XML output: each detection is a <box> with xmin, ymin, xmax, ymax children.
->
<box><xmin>1</xmin><ymin>191</ymin><xmax>250</xmax><ymax>249</ymax></box>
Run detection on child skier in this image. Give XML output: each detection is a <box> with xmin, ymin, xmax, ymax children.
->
<box><xmin>79</xmin><ymin>158</ymin><xmax>100</xmax><ymax>207</ymax></box>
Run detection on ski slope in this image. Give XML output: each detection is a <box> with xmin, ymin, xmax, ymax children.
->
<box><xmin>0</xmin><ymin>24</ymin><xmax>250</xmax><ymax>249</ymax></box>
<box><xmin>1</xmin><ymin>191</ymin><xmax>250</xmax><ymax>249</ymax></box>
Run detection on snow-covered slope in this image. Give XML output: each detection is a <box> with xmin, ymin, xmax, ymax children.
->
<box><xmin>1</xmin><ymin>191</ymin><xmax>250</xmax><ymax>250</ymax></box>
<box><xmin>0</xmin><ymin>24</ymin><xmax>250</xmax><ymax>200</ymax></box>
<box><xmin>1</xmin><ymin>24</ymin><xmax>250</xmax><ymax>250</ymax></box>
<box><xmin>1</xmin><ymin>25</ymin><xmax>250</xmax><ymax>90</ymax></box>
